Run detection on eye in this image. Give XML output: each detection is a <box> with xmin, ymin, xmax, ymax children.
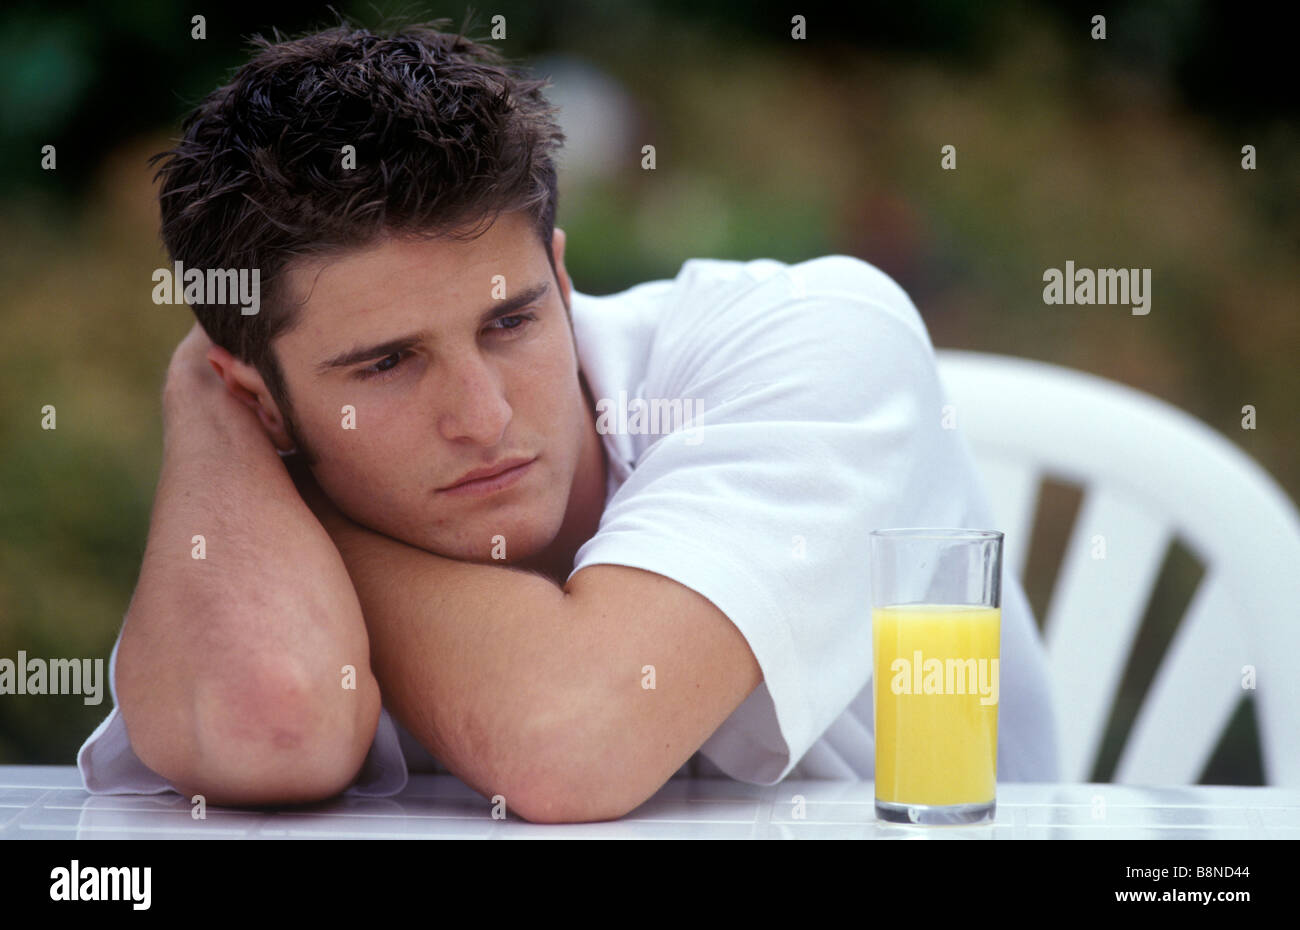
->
<box><xmin>352</xmin><ymin>312</ymin><xmax>538</xmax><ymax>383</ymax></box>
<box><xmin>356</xmin><ymin>351</ymin><xmax>407</xmax><ymax>381</ymax></box>
<box><xmin>488</xmin><ymin>312</ymin><xmax>538</xmax><ymax>335</ymax></box>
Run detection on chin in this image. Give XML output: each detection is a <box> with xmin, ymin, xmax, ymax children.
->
<box><xmin>409</xmin><ymin>511</ymin><xmax>556</xmax><ymax>563</ymax></box>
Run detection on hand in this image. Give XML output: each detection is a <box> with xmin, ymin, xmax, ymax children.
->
<box><xmin>164</xmin><ymin>321</ymin><xmax>220</xmax><ymax>391</ymax></box>
<box><xmin>160</xmin><ymin>322</ymin><xmax>279</xmax><ymax>459</ymax></box>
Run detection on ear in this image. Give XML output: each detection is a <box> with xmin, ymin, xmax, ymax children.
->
<box><xmin>205</xmin><ymin>344</ymin><xmax>296</xmax><ymax>452</ymax></box>
<box><xmin>551</xmin><ymin>227</ymin><xmax>572</xmax><ymax>307</ymax></box>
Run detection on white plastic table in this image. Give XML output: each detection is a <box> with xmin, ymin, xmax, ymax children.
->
<box><xmin>2</xmin><ymin>766</ymin><xmax>1297</xmax><ymax>839</ymax></box>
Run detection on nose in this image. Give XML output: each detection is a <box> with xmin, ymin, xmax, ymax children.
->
<box><xmin>436</xmin><ymin>353</ymin><xmax>513</xmax><ymax>445</ymax></box>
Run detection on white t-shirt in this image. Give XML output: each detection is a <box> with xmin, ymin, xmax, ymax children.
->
<box><xmin>77</xmin><ymin>254</ymin><xmax>1061</xmax><ymax>797</ymax></box>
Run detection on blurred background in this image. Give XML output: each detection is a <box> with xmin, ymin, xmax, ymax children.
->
<box><xmin>0</xmin><ymin>0</ymin><xmax>1295</xmax><ymax>783</ymax></box>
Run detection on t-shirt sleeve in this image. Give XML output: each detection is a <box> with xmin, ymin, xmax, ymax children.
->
<box><xmin>77</xmin><ymin>627</ymin><xmax>409</xmax><ymax>797</ymax></box>
<box><xmin>568</xmin><ymin>257</ymin><xmax>983</xmax><ymax>784</ymax></box>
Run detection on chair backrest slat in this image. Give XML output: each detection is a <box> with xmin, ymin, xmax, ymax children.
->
<box><xmin>971</xmin><ymin>455</ymin><xmax>1039</xmax><ymax>582</ymax></box>
<box><xmin>1043</xmin><ymin>484</ymin><xmax>1171</xmax><ymax>781</ymax></box>
<box><xmin>1114</xmin><ymin>572</ymin><xmax>1248</xmax><ymax>783</ymax></box>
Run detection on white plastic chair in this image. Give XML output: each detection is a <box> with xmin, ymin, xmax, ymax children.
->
<box><xmin>934</xmin><ymin>349</ymin><xmax>1300</xmax><ymax>787</ymax></box>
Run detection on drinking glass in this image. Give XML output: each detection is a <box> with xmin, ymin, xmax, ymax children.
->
<box><xmin>870</xmin><ymin>528</ymin><xmax>1002</xmax><ymax>825</ymax></box>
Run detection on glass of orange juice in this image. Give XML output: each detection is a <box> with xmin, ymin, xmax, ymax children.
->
<box><xmin>870</xmin><ymin>528</ymin><xmax>1002</xmax><ymax>825</ymax></box>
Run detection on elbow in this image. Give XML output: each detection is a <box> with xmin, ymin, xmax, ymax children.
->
<box><xmin>510</xmin><ymin>783</ymin><xmax>607</xmax><ymax>825</ymax></box>
<box><xmin>143</xmin><ymin>662</ymin><xmax>380</xmax><ymax>807</ymax></box>
<box><xmin>512</xmin><ymin>771</ymin><xmax>639</xmax><ymax>825</ymax></box>
<box><xmin>504</xmin><ymin>721</ymin><xmax>640</xmax><ymax>825</ymax></box>
<box><xmin>448</xmin><ymin>671</ymin><xmax>641</xmax><ymax>824</ymax></box>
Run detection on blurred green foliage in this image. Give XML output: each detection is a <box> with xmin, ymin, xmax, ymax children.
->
<box><xmin>1</xmin><ymin>1</ymin><xmax>1295</xmax><ymax>784</ymax></box>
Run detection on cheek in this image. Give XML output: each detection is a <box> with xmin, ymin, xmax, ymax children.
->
<box><xmin>315</xmin><ymin>443</ymin><xmax>427</xmax><ymax>530</ymax></box>
<box><xmin>305</xmin><ymin>397</ymin><xmax>415</xmax><ymax>483</ymax></box>
<box><xmin>308</xmin><ymin>387</ymin><xmax>414</xmax><ymax>447</ymax></box>
<box><xmin>526</xmin><ymin>341</ymin><xmax>579</xmax><ymax>401</ymax></box>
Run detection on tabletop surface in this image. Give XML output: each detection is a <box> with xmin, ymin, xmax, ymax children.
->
<box><xmin>2</xmin><ymin>766</ymin><xmax>1297</xmax><ymax>839</ymax></box>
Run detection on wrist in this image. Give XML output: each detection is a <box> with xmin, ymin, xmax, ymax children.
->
<box><xmin>161</xmin><ymin>367</ymin><xmax>283</xmax><ymax>471</ymax></box>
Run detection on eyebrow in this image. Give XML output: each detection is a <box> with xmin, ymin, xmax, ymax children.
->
<box><xmin>315</xmin><ymin>281</ymin><xmax>552</xmax><ymax>374</ymax></box>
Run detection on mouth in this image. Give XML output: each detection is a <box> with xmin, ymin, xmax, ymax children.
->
<box><xmin>438</xmin><ymin>457</ymin><xmax>537</xmax><ymax>497</ymax></box>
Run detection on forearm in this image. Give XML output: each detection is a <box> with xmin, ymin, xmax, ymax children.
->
<box><xmin>324</xmin><ymin>517</ymin><xmax>575</xmax><ymax>816</ymax></box>
<box><xmin>115</xmin><ymin>365</ymin><xmax>380</xmax><ymax>804</ymax></box>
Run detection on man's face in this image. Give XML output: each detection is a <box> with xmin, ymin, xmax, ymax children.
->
<box><xmin>270</xmin><ymin>212</ymin><xmax>589</xmax><ymax>564</ymax></box>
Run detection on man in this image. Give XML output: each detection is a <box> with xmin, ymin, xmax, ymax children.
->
<box><xmin>78</xmin><ymin>22</ymin><xmax>1060</xmax><ymax>823</ymax></box>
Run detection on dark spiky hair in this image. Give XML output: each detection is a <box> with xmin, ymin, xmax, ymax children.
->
<box><xmin>151</xmin><ymin>17</ymin><xmax>566</xmax><ymax>430</ymax></box>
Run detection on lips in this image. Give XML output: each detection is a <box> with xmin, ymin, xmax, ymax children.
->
<box><xmin>440</xmin><ymin>456</ymin><xmax>535</xmax><ymax>491</ymax></box>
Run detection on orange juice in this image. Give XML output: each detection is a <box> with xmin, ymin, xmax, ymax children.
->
<box><xmin>872</xmin><ymin>603</ymin><xmax>1000</xmax><ymax>806</ymax></box>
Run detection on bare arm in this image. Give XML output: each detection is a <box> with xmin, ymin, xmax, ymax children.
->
<box><xmin>113</xmin><ymin>324</ymin><xmax>381</xmax><ymax>806</ymax></box>
<box><xmin>311</xmin><ymin>497</ymin><xmax>760</xmax><ymax>824</ymax></box>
